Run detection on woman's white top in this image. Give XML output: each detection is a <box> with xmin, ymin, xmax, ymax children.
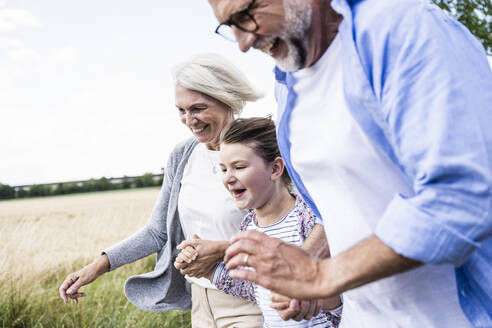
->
<box><xmin>178</xmin><ymin>142</ymin><xmax>248</xmax><ymax>289</ymax></box>
<box><xmin>288</xmin><ymin>35</ymin><xmax>471</xmax><ymax>327</ymax></box>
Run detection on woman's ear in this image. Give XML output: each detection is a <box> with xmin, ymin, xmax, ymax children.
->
<box><xmin>270</xmin><ymin>157</ymin><xmax>285</xmax><ymax>181</ymax></box>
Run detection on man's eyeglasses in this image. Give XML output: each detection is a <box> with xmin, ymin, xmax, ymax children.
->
<box><xmin>214</xmin><ymin>0</ymin><xmax>259</xmax><ymax>42</ymax></box>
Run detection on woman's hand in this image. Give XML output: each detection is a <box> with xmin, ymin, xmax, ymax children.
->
<box><xmin>59</xmin><ymin>254</ymin><xmax>109</xmax><ymax>303</ymax></box>
<box><xmin>175</xmin><ymin>235</ymin><xmax>228</xmax><ymax>278</ymax></box>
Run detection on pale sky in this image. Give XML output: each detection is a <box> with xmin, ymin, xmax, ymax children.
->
<box><xmin>1</xmin><ymin>1</ymin><xmax>491</xmax><ymax>186</ymax></box>
<box><xmin>0</xmin><ymin>1</ymin><xmax>277</xmax><ymax>186</ymax></box>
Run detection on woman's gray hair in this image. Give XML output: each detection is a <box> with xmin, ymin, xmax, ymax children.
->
<box><xmin>172</xmin><ymin>53</ymin><xmax>263</xmax><ymax>115</ymax></box>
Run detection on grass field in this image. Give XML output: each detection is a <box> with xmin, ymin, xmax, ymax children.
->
<box><xmin>0</xmin><ymin>188</ymin><xmax>191</xmax><ymax>328</ymax></box>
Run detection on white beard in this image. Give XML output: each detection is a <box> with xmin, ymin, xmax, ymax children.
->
<box><xmin>276</xmin><ymin>0</ymin><xmax>312</xmax><ymax>72</ymax></box>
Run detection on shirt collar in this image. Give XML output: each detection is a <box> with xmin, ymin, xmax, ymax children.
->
<box><xmin>274</xmin><ymin>66</ymin><xmax>287</xmax><ymax>84</ymax></box>
<box><xmin>273</xmin><ymin>66</ymin><xmax>298</xmax><ymax>88</ymax></box>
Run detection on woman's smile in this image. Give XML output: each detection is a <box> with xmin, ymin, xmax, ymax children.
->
<box><xmin>175</xmin><ymin>84</ymin><xmax>233</xmax><ymax>150</ymax></box>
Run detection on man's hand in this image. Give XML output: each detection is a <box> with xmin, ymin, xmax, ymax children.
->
<box><xmin>225</xmin><ymin>231</ymin><xmax>422</xmax><ymax>300</ymax></box>
<box><xmin>268</xmin><ymin>224</ymin><xmax>341</xmax><ymax>321</ymax></box>
<box><xmin>224</xmin><ymin>230</ymin><xmax>325</xmax><ymax>299</ymax></box>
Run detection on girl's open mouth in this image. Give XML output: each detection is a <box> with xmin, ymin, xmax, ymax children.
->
<box><xmin>231</xmin><ymin>189</ymin><xmax>246</xmax><ymax>199</ymax></box>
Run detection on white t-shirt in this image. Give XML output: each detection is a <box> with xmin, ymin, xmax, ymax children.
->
<box><xmin>247</xmin><ymin>208</ymin><xmax>332</xmax><ymax>328</ymax></box>
<box><xmin>288</xmin><ymin>35</ymin><xmax>471</xmax><ymax>327</ymax></box>
<box><xmin>178</xmin><ymin>143</ymin><xmax>248</xmax><ymax>288</ymax></box>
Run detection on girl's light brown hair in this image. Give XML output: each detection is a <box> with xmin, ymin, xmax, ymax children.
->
<box><xmin>220</xmin><ymin>116</ymin><xmax>292</xmax><ymax>186</ymax></box>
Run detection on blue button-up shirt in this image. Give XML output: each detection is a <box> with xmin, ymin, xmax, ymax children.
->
<box><xmin>275</xmin><ymin>0</ymin><xmax>492</xmax><ymax>326</ymax></box>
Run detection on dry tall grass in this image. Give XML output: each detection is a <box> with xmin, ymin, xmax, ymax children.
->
<box><xmin>0</xmin><ymin>188</ymin><xmax>158</xmax><ymax>284</ymax></box>
<box><xmin>0</xmin><ymin>188</ymin><xmax>191</xmax><ymax>328</ymax></box>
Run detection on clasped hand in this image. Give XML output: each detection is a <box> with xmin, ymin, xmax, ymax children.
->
<box><xmin>174</xmin><ymin>235</ymin><xmax>224</xmax><ymax>280</ymax></box>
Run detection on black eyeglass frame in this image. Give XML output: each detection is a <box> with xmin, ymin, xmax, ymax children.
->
<box><xmin>214</xmin><ymin>0</ymin><xmax>259</xmax><ymax>39</ymax></box>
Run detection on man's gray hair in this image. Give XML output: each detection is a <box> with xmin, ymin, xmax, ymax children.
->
<box><xmin>172</xmin><ymin>53</ymin><xmax>263</xmax><ymax>115</ymax></box>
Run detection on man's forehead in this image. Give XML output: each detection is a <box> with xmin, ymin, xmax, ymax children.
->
<box><xmin>208</xmin><ymin>0</ymin><xmax>250</xmax><ymax>22</ymax></box>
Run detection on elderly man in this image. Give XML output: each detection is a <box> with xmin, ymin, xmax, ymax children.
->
<box><xmin>206</xmin><ymin>0</ymin><xmax>492</xmax><ymax>327</ymax></box>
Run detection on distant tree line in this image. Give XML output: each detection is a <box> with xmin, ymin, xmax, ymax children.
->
<box><xmin>432</xmin><ymin>0</ymin><xmax>491</xmax><ymax>55</ymax></box>
<box><xmin>0</xmin><ymin>173</ymin><xmax>163</xmax><ymax>200</ymax></box>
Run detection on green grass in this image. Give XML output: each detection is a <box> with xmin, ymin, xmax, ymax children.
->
<box><xmin>0</xmin><ymin>256</ymin><xmax>191</xmax><ymax>328</ymax></box>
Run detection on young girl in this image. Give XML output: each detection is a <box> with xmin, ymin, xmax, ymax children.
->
<box><xmin>177</xmin><ymin>117</ymin><xmax>342</xmax><ymax>327</ymax></box>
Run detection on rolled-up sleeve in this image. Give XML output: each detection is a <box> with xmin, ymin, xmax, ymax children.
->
<box><xmin>363</xmin><ymin>1</ymin><xmax>492</xmax><ymax>265</ymax></box>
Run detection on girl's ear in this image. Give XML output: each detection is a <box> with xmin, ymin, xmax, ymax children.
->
<box><xmin>270</xmin><ymin>157</ymin><xmax>285</xmax><ymax>181</ymax></box>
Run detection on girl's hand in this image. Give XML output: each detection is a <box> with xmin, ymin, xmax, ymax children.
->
<box><xmin>175</xmin><ymin>235</ymin><xmax>228</xmax><ymax>278</ymax></box>
<box><xmin>176</xmin><ymin>246</ymin><xmax>198</xmax><ymax>264</ymax></box>
<box><xmin>270</xmin><ymin>293</ymin><xmax>321</xmax><ymax>321</ymax></box>
<box><xmin>174</xmin><ymin>245</ymin><xmax>198</xmax><ymax>270</ymax></box>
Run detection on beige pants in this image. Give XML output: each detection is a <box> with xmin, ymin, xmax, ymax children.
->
<box><xmin>191</xmin><ymin>283</ymin><xmax>263</xmax><ymax>328</ymax></box>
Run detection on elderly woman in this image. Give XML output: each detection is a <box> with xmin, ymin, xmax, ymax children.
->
<box><xmin>59</xmin><ymin>53</ymin><xmax>263</xmax><ymax>327</ymax></box>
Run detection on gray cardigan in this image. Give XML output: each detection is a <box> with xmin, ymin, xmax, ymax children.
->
<box><xmin>104</xmin><ymin>137</ymin><xmax>199</xmax><ymax>312</ymax></box>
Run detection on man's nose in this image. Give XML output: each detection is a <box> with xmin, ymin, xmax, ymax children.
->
<box><xmin>232</xmin><ymin>26</ymin><xmax>257</xmax><ymax>53</ymax></box>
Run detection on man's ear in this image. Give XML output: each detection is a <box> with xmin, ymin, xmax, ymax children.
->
<box><xmin>270</xmin><ymin>157</ymin><xmax>285</xmax><ymax>181</ymax></box>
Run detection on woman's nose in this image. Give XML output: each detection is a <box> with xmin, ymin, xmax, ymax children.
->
<box><xmin>184</xmin><ymin>112</ymin><xmax>196</xmax><ymax>126</ymax></box>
